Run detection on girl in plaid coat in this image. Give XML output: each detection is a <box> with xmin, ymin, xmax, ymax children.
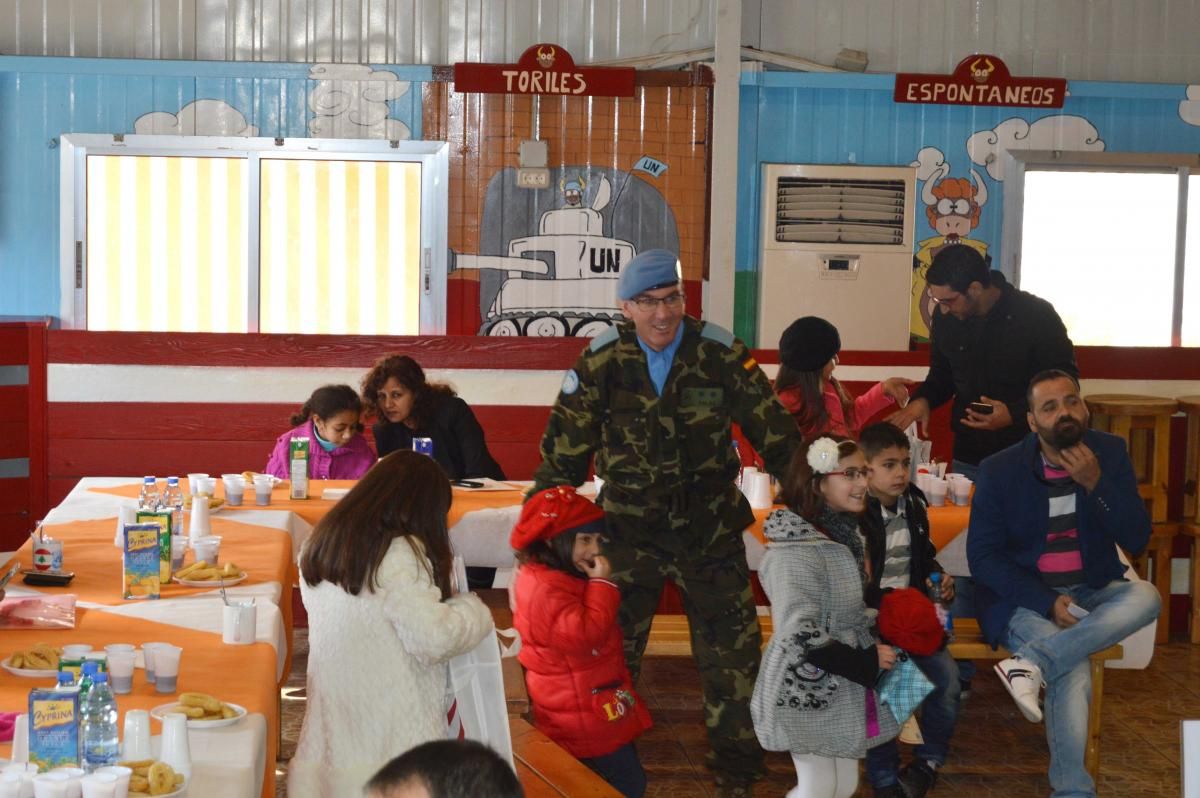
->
<box><xmin>751</xmin><ymin>436</ymin><xmax>899</xmax><ymax>798</ymax></box>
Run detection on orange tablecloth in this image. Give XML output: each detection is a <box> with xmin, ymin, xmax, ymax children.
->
<box><xmin>0</xmin><ymin>608</ymin><xmax>278</xmax><ymax>797</ymax></box>
<box><xmin>748</xmin><ymin>501</ymin><xmax>971</xmax><ymax>550</ymax></box>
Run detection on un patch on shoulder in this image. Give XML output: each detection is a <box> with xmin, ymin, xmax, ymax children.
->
<box><xmin>561</xmin><ymin>369</ymin><xmax>580</xmax><ymax>395</ymax></box>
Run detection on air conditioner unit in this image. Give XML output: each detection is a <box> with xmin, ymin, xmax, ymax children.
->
<box><xmin>757</xmin><ymin>164</ymin><xmax>916</xmax><ymax>352</ymax></box>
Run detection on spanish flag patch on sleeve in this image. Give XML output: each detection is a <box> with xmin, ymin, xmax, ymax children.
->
<box><xmin>742</xmin><ymin>357</ymin><xmax>758</xmax><ymax>371</ymax></box>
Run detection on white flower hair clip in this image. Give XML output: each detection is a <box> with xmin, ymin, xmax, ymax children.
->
<box><xmin>806</xmin><ymin>437</ymin><xmax>841</xmax><ymax>475</ymax></box>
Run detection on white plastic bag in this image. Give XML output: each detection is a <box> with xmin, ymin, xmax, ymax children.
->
<box><xmin>446</xmin><ymin>556</ymin><xmax>515</xmax><ymax>767</ymax></box>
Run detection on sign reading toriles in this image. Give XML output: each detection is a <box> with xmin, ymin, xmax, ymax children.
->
<box><xmin>895</xmin><ymin>55</ymin><xmax>1066</xmax><ymax>109</ymax></box>
<box><xmin>454</xmin><ymin>43</ymin><xmax>636</xmax><ymax>98</ymax></box>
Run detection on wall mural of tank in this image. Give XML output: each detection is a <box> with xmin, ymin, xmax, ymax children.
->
<box><xmin>450</xmin><ymin>165</ymin><xmax>680</xmax><ymax>337</ymax></box>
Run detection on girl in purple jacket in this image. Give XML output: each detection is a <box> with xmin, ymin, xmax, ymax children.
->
<box><xmin>265</xmin><ymin>385</ymin><xmax>376</xmax><ymax>480</ymax></box>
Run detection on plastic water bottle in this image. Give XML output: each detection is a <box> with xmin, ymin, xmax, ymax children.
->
<box><xmin>163</xmin><ymin>476</ymin><xmax>184</xmax><ymax>537</ymax></box>
<box><xmin>80</xmin><ymin>671</ymin><xmax>119</xmax><ymax>772</ymax></box>
<box><xmin>929</xmin><ymin>572</ymin><xmax>954</xmax><ymax>641</ymax></box>
<box><xmin>138</xmin><ymin>476</ymin><xmax>160</xmax><ymax>510</ymax></box>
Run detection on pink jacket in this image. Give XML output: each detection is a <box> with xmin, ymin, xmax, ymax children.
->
<box><xmin>778</xmin><ymin>381</ymin><xmax>896</xmax><ymax>440</ymax></box>
<box><xmin>264</xmin><ymin>420</ymin><xmax>376</xmax><ymax>480</ymax></box>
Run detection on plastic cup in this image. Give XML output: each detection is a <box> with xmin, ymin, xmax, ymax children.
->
<box><xmin>0</xmin><ymin>772</ymin><xmax>22</xmax><ymax>798</ymax></box>
<box><xmin>106</xmin><ymin>650</ymin><xmax>135</xmax><ymax>694</ymax></box>
<box><xmin>185</xmin><ymin>473</ymin><xmax>209</xmax><ymax>496</ymax></box>
<box><xmin>32</xmin><ymin>773</ymin><xmax>71</xmax><ymax>798</ymax></box>
<box><xmin>191</xmin><ymin>535</ymin><xmax>221</xmax><ymax>566</ymax></box>
<box><xmin>94</xmin><ymin>767</ymin><xmax>131</xmax><ymax>798</ymax></box>
<box><xmin>121</xmin><ymin>711</ymin><xmax>152</xmax><ymax>761</ymax></box>
<box><xmin>141</xmin><ymin>642</ymin><xmax>169</xmax><ymax>684</ymax></box>
<box><xmin>79</xmin><ymin>773</ymin><xmax>119</xmax><ymax>798</ymax></box>
<box><xmin>928</xmin><ymin>478</ymin><xmax>949</xmax><ymax>507</ymax></box>
<box><xmin>48</xmin><ymin>769</ymin><xmax>83</xmax><ymax>798</ymax></box>
<box><xmin>170</xmin><ymin>535</ymin><xmax>188</xmax><ymax>573</ymax></box>
<box><xmin>253</xmin><ymin>475</ymin><xmax>273</xmax><ymax>506</ymax></box>
<box><xmin>10</xmin><ymin>715</ymin><xmax>29</xmax><ymax>764</ymax></box>
<box><xmin>951</xmin><ymin>478</ymin><xmax>973</xmax><ymax>506</ymax></box>
<box><xmin>222</xmin><ymin>600</ymin><xmax>257</xmax><ymax>645</ymax></box>
<box><xmin>221</xmin><ymin>474</ymin><xmax>246</xmax><ymax>506</ymax></box>
<box><xmin>153</xmin><ymin>644</ymin><xmax>182</xmax><ymax>694</ymax></box>
<box><xmin>115</xmin><ymin>505</ymin><xmax>137</xmax><ymax>547</ymax></box>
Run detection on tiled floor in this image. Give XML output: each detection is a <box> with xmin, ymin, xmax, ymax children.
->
<box><xmin>277</xmin><ymin>631</ymin><xmax>1200</xmax><ymax>797</ymax></box>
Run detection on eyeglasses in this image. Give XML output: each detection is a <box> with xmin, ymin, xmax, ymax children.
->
<box><xmin>632</xmin><ymin>292</ymin><xmax>685</xmax><ymax>311</ymax></box>
<box><xmin>826</xmin><ymin>468</ymin><xmax>869</xmax><ymax>481</ymax></box>
<box><xmin>926</xmin><ymin>288</ymin><xmax>962</xmax><ymax>306</ymax></box>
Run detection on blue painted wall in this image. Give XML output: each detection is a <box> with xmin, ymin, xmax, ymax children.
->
<box><xmin>0</xmin><ymin>56</ymin><xmax>428</xmax><ymax>319</ymax></box>
<box><xmin>735</xmin><ymin>70</ymin><xmax>1200</xmax><ymax>343</ymax></box>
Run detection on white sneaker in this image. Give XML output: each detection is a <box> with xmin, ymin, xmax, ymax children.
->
<box><xmin>994</xmin><ymin>656</ymin><xmax>1044</xmax><ymax>723</ymax></box>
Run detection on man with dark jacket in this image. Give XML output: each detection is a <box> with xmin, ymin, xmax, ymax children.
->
<box><xmin>968</xmin><ymin>370</ymin><xmax>1160</xmax><ymax>798</ymax></box>
<box><xmin>859</xmin><ymin>422</ymin><xmax>959</xmax><ymax>798</ymax></box>
<box><xmin>889</xmin><ymin>246</ymin><xmax>1077</xmax><ymax>477</ymax></box>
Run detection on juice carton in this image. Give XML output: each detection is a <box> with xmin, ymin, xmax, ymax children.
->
<box><xmin>123</xmin><ymin>522</ymin><xmax>162</xmax><ymax>600</ymax></box>
<box><xmin>28</xmin><ymin>685</ymin><xmax>81</xmax><ymax>770</ymax></box>
<box><xmin>136</xmin><ymin>509</ymin><xmax>174</xmax><ymax>584</ymax></box>
<box><xmin>289</xmin><ymin>437</ymin><xmax>310</xmax><ymax>500</ymax></box>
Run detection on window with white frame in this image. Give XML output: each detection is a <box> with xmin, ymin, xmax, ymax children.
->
<box><xmin>61</xmin><ymin>135</ymin><xmax>448</xmax><ymax>334</ymax></box>
<box><xmin>1012</xmin><ymin>155</ymin><xmax>1199</xmax><ymax>347</ymax></box>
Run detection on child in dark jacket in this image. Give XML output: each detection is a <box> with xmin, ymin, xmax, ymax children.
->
<box><xmin>859</xmin><ymin>422</ymin><xmax>961</xmax><ymax>798</ymax></box>
<box><xmin>510</xmin><ymin>486</ymin><xmax>652</xmax><ymax>798</ymax></box>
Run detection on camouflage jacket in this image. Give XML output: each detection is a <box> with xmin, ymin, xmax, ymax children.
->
<box><xmin>533</xmin><ymin>316</ymin><xmax>799</xmax><ymax>511</ymax></box>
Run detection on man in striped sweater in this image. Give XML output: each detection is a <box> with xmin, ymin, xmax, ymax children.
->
<box><xmin>967</xmin><ymin>369</ymin><xmax>1160</xmax><ymax>798</ymax></box>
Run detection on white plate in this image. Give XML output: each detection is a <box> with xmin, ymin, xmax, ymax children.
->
<box><xmin>0</xmin><ymin>655</ymin><xmax>57</xmax><ymax>678</ymax></box>
<box><xmin>150</xmin><ymin>701</ymin><xmax>247</xmax><ymax>729</ymax></box>
<box><xmin>174</xmin><ymin>572</ymin><xmax>248</xmax><ymax>588</ymax></box>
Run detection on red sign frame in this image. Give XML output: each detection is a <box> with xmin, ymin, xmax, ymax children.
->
<box><xmin>453</xmin><ymin>43</ymin><xmax>636</xmax><ymax>98</ymax></box>
<box><xmin>894</xmin><ymin>54</ymin><xmax>1066</xmax><ymax>109</ymax></box>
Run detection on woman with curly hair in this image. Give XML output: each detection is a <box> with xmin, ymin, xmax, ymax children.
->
<box><xmin>361</xmin><ymin>354</ymin><xmax>505</xmax><ymax>481</ymax></box>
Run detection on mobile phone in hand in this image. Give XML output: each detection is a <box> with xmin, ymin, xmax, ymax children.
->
<box><xmin>1067</xmin><ymin>602</ymin><xmax>1090</xmax><ymax>619</ymax></box>
<box><xmin>968</xmin><ymin>401</ymin><xmax>994</xmax><ymax>415</ymax></box>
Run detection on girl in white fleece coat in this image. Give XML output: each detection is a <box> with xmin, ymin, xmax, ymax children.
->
<box><xmin>287</xmin><ymin>451</ymin><xmax>494</xmax><ymax>798</ymax></box>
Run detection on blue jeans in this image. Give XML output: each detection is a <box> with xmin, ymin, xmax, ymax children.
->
<box><xmin>1002</xmin><ymin>579</ymin><xmax>1160</xmax><ymax>798</ymax></box>
<box><xmin>949</xmin><ymin>575</ymin><xmax>978</xmax><ymax>684</ymax></box>
<box><xmin>865</xmin><ymin>647</ymin><xmax>962</xmax><ymax>787</ymax></box>
<box><xmin>581</xmin><ymin>742</ymin><xmax>647</xmax><ymax>798</ymax></box>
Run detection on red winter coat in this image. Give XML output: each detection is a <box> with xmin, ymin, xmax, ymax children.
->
<box><xmin>512</xmin><ymin>563</ymin><xmax>652</xmax><ymax>758</ymax></box>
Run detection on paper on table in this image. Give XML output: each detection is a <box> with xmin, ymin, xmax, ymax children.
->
<box><xmin>319</xmin><ymin>489</ymin><xmax>350</xmax><ymax>501</ymax></box>
<box><xmin>451</xmin><ymin>478</ymin><xmax>530</xmax><ymax>492</ymax></box>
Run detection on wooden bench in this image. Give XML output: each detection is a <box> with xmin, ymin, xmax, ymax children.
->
<box><xmin>646</xmin><ymin>614</ymin><xmax>1122</xmax><ymax>781</ymax></box>
<box><xmin>510</xmin><ymin>718</ymin><xmax>622</xmax><ymax>797</ymax></box>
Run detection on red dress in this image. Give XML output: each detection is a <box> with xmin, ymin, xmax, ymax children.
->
<box><xmin>512</xmin><ymin>563</ymin><xmax>653</xmax><ymax>758</ymax></box>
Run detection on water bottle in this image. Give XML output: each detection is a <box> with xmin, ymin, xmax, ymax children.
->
<box><xmin>163</xmin><ymin>477</ymin><xmax>184</xmax><ymax>537</ymax></box>
<box><xmin>928</xmin><ymin>572</ymin><xmax>954</xmax><ymax>641</ymax></box>
<box><xmin>78</xmin><ymin>660</ymin><xmax>98</xmax><ymax>698</ymax></box>
<box><xmin>80</xmin><ymin>671</ymin><xmax>119</xmax><ymax>772</ymax></box>
<box><xmin>138</xmin><ymin>476</ymin><xmax>160</xmax><ymax>511</ymax></box>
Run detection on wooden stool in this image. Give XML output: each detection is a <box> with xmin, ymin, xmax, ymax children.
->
<box><xmin>1178</xmin><ymin>395</ymin><xmax>1200</xmax><ymax>642</ymax></box>
<box><xmin>1085</xmin><ymin>394</ymin><xmax>1179</xmax><ymax>643</ymax></box>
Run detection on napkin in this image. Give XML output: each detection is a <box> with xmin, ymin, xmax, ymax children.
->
<box><xmin>0</xmin><ymin>712</ymin><xmax>21</xmax><ymax>743</ymax></box>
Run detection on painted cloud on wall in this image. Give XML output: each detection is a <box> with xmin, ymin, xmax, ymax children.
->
<box><xmin>911</xmin><ymin>146</ymin><xmax>951</xmax><ymax>184</ymax></box>
<box><xmin>1180</xmin><ymin>86</ymin><xmax>1200</xmax><ymax>126</ymax></box>
<box><xmin>134</xmin><ymin>99</ymin><xmax>259</xmax><ymax>136</ymax></box>
<box><xmin>308</xmin><ymin>64</ymin><xmax>411</xmax><ymax>139</ymax></box>
<box><xmin>966</xmin><ymin>116</ymin><xmax>1104</xmax><ymax>181</ymax></box>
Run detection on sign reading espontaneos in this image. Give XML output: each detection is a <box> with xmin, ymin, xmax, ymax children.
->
<box><xmin>894</xmin><ymin>54</ymin><xmax>1066</xmax><ymax>109</ymax></box>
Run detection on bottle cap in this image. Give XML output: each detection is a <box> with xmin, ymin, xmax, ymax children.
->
<box><xmin>94</xmin><ymin>672</ymin><xmax>108</xmax><ymax>683</ymax></box>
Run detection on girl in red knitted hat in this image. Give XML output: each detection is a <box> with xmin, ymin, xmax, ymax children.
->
<box><xmin>510</xmin><ymin>486</ymin><xmax>652</xmax><ymax>797</ymax></box>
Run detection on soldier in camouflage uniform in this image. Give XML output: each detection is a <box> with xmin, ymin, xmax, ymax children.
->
<box><xmin>531</xmin><ymin>249</ymin><xmax>799</xmax><ymax>796</ymax></box>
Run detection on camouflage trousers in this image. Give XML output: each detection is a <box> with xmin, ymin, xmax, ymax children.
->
<box><xmin>604</xmin><ymin>500</ymin><xmax>765</xmax><ymax>785</ymax></box>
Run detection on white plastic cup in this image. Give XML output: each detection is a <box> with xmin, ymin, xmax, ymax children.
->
<box><xmin>951</xmin><ymin>478</ymin><xmax>973</xmax><ymax>506</ymax></box>
<box><xmin>253</xmin><ymin>475</ymin><xmax>273</xmax><ymax>506</ymax></box>
<box><xmin>141</xmin><ymin>642</ymin><xmax>169</xmax><ymax>684</ymax></box>
<box><xmin>114</xmin><ymin>505</ymin><xmax>137</xmax><ymax>547</ymax></box>
<box><xmin>191</xmin><ymin>535</ymin><xmax>221</xmax><ymax>566</ymax></box>
<box><xmin>121</xmin><ymin>710</ymin><xmax>152</xmax><ymax>761</ymax></box>
<box><xmin>170</xmin><ymin>535</ymin><xmax>188</xmax><ymax>572</ymax></box>
<box><xmin>153</xmin><ymin>644</ymin><xmax>183</xmax><ymax>694</ymax></box>
<box><xmin>928</xmin><ymin>478</ymin><xmax>949</xmax><ymax>507</ymax></box>
<box><xmin>10</xmin><ymin>714</ymin><xmax>29</xmax><ymax>764</ymax></box>
<box><xmin>79</xmin><ymin>773</ymin><xmax>118</xmax><ymax>798</ymax></box>
<box><xmin>48</xmin><ymin>769</ymin><xmax>82</xmax><ymax>798</ymax></box>
<box><xmin>185</xmin><ymin>473</ymin><xmax>209</xmax><ymax>496</ymax></box>
<box><xmin>0</xmin><ymin>772</ymin><xmax>22</xmax><ymax>798</ymax></box>
<box><xmin>221</xmin><ymin>474</ymin><xmax>246</xmax><ymax>506</ymax></box>
<box><xmin>746</xmin><ymin>472</ymin><xmax>774</xmax><ymax>510</ymax></box>
<box><xmin>93</xmin><ymin>767</ymin><xmax>130</xmax><ymax>798</ymax></box>
<box><xmin>106</xmin><ymin>650</ymin><xmax>136</xmax><ymax>694</ymax></box>
<box><xmin>222</xmin><ymin>600</ymin><xmax>257</xmax><ymax>645</ymax></box>
<box><xmin>32</xmin><ymin>773</ymin><xmax>70</xmax><ymax>798</ymax></box>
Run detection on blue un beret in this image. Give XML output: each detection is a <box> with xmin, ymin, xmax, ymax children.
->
<box><xmin>617</xmin><ymin>249</ymin><xmax>682</xmax><ymax>301</ymax></box>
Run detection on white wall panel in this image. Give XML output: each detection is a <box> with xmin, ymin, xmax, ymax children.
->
<box><xmin>756</xmin><ymin>0</ymin><xmax>1200</xmax><ymax>84</ymax></box>
<box><xmin>0</xmin><ymin>0</ymin><xmax>716</xmax><ymax>64</ymax></box>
